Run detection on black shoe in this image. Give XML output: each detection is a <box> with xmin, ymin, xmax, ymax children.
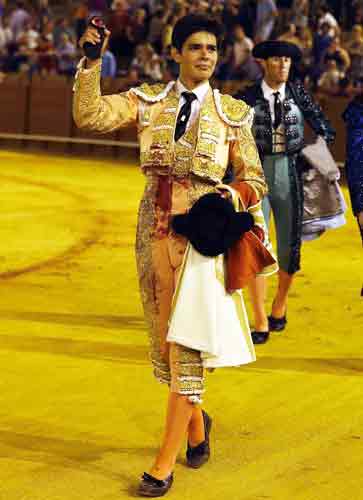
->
<box><xmin>137</xmin><ymin>472</ymin><xmax>174</xmax><ymax>497</ymax></box>
<box><xmin>186</xmin><ymin>410</ymin><xmax>212</xmax><ymax>468</ymax></box>
<box><xmin>268</xmin><ymin>314</ymin><xmax>287</xmax><ymax>332</ymax></box>
<box><xmin>251</xmin><ymin>330</ymin><xmax>269</xmax><ymax>344</ymax></box>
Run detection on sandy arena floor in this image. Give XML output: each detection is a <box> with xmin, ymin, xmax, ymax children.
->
<box><xmin>0</xmin><ymin>149</ymin><xmax>362</xmax><ymax>500</ymax></box>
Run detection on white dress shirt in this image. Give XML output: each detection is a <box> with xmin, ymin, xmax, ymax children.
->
<box><xmin>175</xmin><ymin>79</ymin><xmax>210</xmax><ymax>132</ymax></box>
<box><xmin>261</xmin><ymin>80</ymin><xmax>286</xmax><ymax>153</ymax></box>
<box><xmin>261</xmin><ymin>80</ymin><xmax>286</xmax><ymax>123</ymax></box>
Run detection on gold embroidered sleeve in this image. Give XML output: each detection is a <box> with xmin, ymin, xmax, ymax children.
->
<box><xmin>229</xmin><ymin>120</ymin><xmax>267</xmax><ymax>200</ymax></box>
<box><xmin>73</xmin><ymin>60</ymin><xmax>138</xmax><ymax>133</ymax></box>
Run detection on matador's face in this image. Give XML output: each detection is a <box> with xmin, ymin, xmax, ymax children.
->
<box><xmin>264</xmin><ymin>56</ymin><xmax>292</xmax><ymax>85</ymax></box>
<box><xmin>172</xmin><ymin>31</ymin><xmax>218</xmax><ymax>86</ymax></box>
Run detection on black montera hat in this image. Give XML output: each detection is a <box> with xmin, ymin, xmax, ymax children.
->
<box><xmin>252</xmin><ymin>40</ymin><xmax>302</xmax><ymax>61</ymax></box>
<box><xmin>171</xmin><ymin>193</ymin><xmax>254</xmax><ymax>257</ymax></box>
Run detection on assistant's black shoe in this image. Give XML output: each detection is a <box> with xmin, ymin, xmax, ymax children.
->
<box><xmin>137</xmin><ymin>472</ymin><xmax>174</xmax><ymax>497</ymax></box>
<box><xmin>251</xmin><ymin>330</ymin><xmax>269</xmax><ymax>344</ymax></box>
<box><xmin>268</xmin><ymin>314</ymin><xmax>287</xmax><ymax>332</ymax></box>
<box><xmin>186</xmin><ymin>410</ymin><xmax>212</xmax><ymax>469</ymax></box>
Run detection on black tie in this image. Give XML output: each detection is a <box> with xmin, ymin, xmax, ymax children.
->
<box><xmin>273</xmin><ymin>91</ymin><xmax>283</xmax><ymax>129</ymax></box>
<box><xmin>174</xmin><ymin>91</ymin><xmax>197</xmax><ymax>142</ymax></box>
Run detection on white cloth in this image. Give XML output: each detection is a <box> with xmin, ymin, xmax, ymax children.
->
<box><xmin>167</xmin><ymin>244</ymin><xmax>256</xmax><ymax>369</ymax></box>
<box><xmin>175</xmin><ymin>79</ymin><xmax>210</xmax><ymax>132</ymax></box>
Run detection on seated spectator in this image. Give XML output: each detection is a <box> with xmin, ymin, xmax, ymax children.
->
<box><xmin>317</xmin><ymin>59</ymin><xmax>343</xmax><ymax>95</ymax></box>
<box><xmin>0</xmin><ymin>16</ymin><xmax>13</xmax><ymax>56</ymax></box>
<box><xmin>278</xmin><ymin>23</ymin><xmax>303</xmax><ymax>48</ymax></box>
<box><xmin>53</xmin><ymin>17</ymin><xmax>75</xmax><ymax>49</ymax></box>
<box><xmin>131</xmin><ymin>42</ymin><xmax>163</xmax><ymax>82</ymax></box>
<box><xmin>254</xmin><ymin>0</ymin><xmax>278</xmax><ymax>43</ymax></box>
<box><xmin>9</xmin><ymin>0</ymin><xmax>31</xmax><ymax>40</ymax></box>
<box><xmin>34</xmin><ymin>34</ymin><xmax>57</xmax><ymax>75</ymax></box>
<box><xmin>345</xmin><ymin>25</ymin><xmax>363</xmax><ymax>85</ymax></box>
<box><xmin>37</xmin><ymin>0</ymin><xmax>53</xmax><ymax>33</ymax></box>
<box><xmin>101</xmin><ymin>48</ymin><xmax>117</xmax><ymax>78</ymax></box>
<box><xmin>311</xmin><ymin>22</ymin><xmax>333</xmax><ymax>84</ymax></box>
<box><xmin>72</xmin><ymin>1</ymin><xmax>89</xmax><ymax>41</ymax></box>
<box><xmin>57</xmin><ymin>32</ymin><xmax>77</xmax><ymax>76</ymax></box>
<box><xmin>16</xmin><ymin>19</ymin><xmax>39</xmax><ymax>51</ymax></box>
<box><xmin>2</xmin><ymin>40</ymin><xmax>29</xmax><ymax>72</ymax></box>
<box><xmin>291</xmin><ymin>0</ymin><xmax>309</xmax><ymax>28</ymax></box>
<box><xmin>231</xmin><ymin>24</ymin><xmax>254</xmax><ymax>68</ymax></box>
<box><xmin>324</xmin><ymin>36</ymin><xmax>351</xmax><ymax>74</ymax></box>
<box><xmin>317</xmin><ymin>4</ymin><xmax>339</xmax><ymax>38</ymax></box>
<box><xmin>125</xmin><ymin>8</ymin><xmax>148</xmax><ymax>56</ymax></box>
<box><xmin>42</xmin><ymin>19</ymin><xmax>54</xmax><ymax>42</ymax></box>
<box><xmin>148</xmin><ymin>7</ymin><xmax>168</xmax><ymax>54</ymax></box>
<box><xmin>107</xmin><ymin>0</ymin><xmax>130</xmax><ymax>63</ymax></box>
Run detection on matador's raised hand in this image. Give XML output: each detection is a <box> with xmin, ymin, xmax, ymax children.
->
<box><xmin>79</xmin><ymin>19</ymin><xmax>111</xmax><ymax>63</ymax></box>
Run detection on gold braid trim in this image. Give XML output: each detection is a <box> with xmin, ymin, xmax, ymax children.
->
<box><xmin>213</xmin><ymin>90</ymin><xmax>254</xmax><ymax>127</ymax></box>
<box><xmin>131</xmin><ymin>81</ymin><xmax>175</xmax><ymax>103</ymax></box>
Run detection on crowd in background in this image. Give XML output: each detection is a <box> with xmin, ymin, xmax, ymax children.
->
<box><xmin>1</xmin><ymin>0</ymin><xmax>363</xmax><ymax>97</ymax></box>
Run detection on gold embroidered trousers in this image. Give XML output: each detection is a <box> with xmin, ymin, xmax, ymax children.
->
<box><xmin>136</xmin><ymin>173</ymin><xmax>218</xmax><ymax>397</ymax></box>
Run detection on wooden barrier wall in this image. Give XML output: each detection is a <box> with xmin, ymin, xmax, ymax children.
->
<box><xmin>0</xmin><ymin>75</ymin><xmax>350</xmax><ymax>163</ymax></box>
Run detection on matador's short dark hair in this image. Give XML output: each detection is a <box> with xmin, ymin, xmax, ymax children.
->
<box><xmin>171</xmin><ymin>15</ymin><xmax>223</xmax><ymax>52</ymax></box>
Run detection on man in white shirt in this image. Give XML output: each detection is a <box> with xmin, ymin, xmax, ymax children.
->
<box><xmin>235</xmin><ymin>40</ymin><xmax>335</xmax><ymax>343</ymax></box>
<box><xmin>73</xmin><ymin>13</ymin><xmax>266</xmax><ymax>497</ymax></box>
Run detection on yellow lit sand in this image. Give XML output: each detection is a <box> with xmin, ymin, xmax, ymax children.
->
<box><xmin>0</xmin><ymin>150</ymin><xmax>362</xmax><ymax>500</ymax></box>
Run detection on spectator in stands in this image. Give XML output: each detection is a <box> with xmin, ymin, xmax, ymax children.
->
<box><xmin>239</xmin><ymin>0</ymin><xmax>257</xmax><ymax>39</ymax></box>
<box><xmin>278</xmin><ymin>23</ymin><xmax>303</xmax><ymax>48</ymax></box>
<box><xmin>57</xmin><ymin>32</ymin><xmax>77</xmax><ymax>76</ymax></box>
<box><xmin>9</xmin><ymin>0</ymin><xmax>31</xmax><ymax>40</ymax></box>
<box><xmin>101</xmin><ymin>47</ymin><xmax>117</xmax><ymax>77</ymax></box>
<box><xmin>221</xmin><ymin>0</ymin><xmax>241</xmax><ymax>42</ymax></box>
<box><xmin>53</xmin><ymin>17</ymin><xmax>75</xmax><ymax>49</ymax></box>
<box><xmin>0</xmin><ymin>15</ymin><xmax>13</xmax><ymax>55</ymax></box>
<box><xmin>345</xmin><ymin>25</ymin><xmax>363</xmax><ymax>85</ymax></box>
<box><xmin>317</xmin><ymin>3</ymin><xmax>339</xmax><ymax>38</ymax></box>
<box><xmin>0</xmin><ymin>0</ymin><xmax>6</xmax><ymax>20</ymax></box>
<box><xmin>35</xmin><ymin>33</ymin><xmax>56</xmax><ymax>75</ymax></box>
<box><xmin>317</xmin><ymin>58</ymin><xmax>342</xmax><ymax>95</ymax></box>
<box><xmin>37</xmin><ymin>0</ymin><xmax>52</xmax><ymax>33</ymax></box>
<box><xmin>276</xmin><ymin>0</ymin><xmax>293</xmax><ymax>35</ymax></box>
<box><xmin>349</xmin><ymin>1</ymin><xmax>363</xmax><ymax>28</ymax></box>
<box><xmin>41</xmin><ymin>19</ymin><xmax>54</xmax><ymax>42</ymax></box>
<box><xmin>107</xmin><ymin>0</ymin><xmax>130</xmax><ymax>65</ymax></box>
<box><xmin>148</xmin><ymin>7</ymin><xmax>168</xmax><ymax>54</ymax></box>
<box><xmin>73</xmin><ymin>1</ymin><xmax>89</xmax><ymax>41</ymax></box>
<box><xmin>16</xmin><ymin>18</ymin><xmax>39</xmax><ymax>50</ymax></box>
<box><xmin>324</xmin><ymin>35</ymin><xmax>350</xmax><ymax>74</ymax></box>
<box><xmin>125</xmin><ymin>8</ymin><xmax>148</xmax><ymax>55</ymax></box>
<box><xmin>254</xmin><ymin>0</ymin><xmax>278</xmax><ymax>43</ymax></box>
<box><xmin>131</xmin><ymin>42</ymin><xmax>163</xmax><ymax>81</ymax></box>
<box><xmin>2</xmin><ymin>40</ymin><xmax>29</xmax><ymax>72</ymax></box>
<box><xmin>311</xmin><ymin>22</ymin><xmax>333</xmax><ymax>84</ymax></box>
<box><xmin>231</xmin><ymin>24</ymin><xmax>254</xmax><ymax>64</ymax></box>
<box><xmin>162</xmin><ymin>13</ymin><xmax>178</xmax><ymax>54</ymax></box>
<box><xmin>291</xmin><ymin>0</ymin><xmax>309</xmax><ymax>28</ymax></box>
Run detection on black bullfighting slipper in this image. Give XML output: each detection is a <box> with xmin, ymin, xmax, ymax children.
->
<box><xmin>251</xmin><ymin>330</ymin><xmax>269</xmax><ymax>344</ymax></box>
<box><xmin>268</xmin><ymin>314</ymin><xmax>287</xmax><ymax>332</ymax></box>
<box><xmin>137</xmin><ymin>472</ymin><xmax>174</xmax><ymax>497</ymax></box>
<box><xmin>186</xmin><ymin>410</ymin><xmax>212</xmax><ymax>469</ymax></box>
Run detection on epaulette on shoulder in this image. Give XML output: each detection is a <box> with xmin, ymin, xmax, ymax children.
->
<box><xmin>130</xmin><ymin>81</ymin><xmax>175</xmax><ymax>103</ymax></box>
<box><xmin>213</xmin><ymin>89</ymin><xmax>253</xmax><ymax>127</ymax></box>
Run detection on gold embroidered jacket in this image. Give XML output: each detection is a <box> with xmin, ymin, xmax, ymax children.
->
<box><xmin>73</xmin><ymin>59</ymin><xmax>267</xmax><ymax>198</ymax></box>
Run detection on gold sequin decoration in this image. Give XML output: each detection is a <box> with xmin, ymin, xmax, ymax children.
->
<box><xmin>220</xmin><ymin>94</ymin><xmax>250</xmax><ymax>123</ymax></box>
